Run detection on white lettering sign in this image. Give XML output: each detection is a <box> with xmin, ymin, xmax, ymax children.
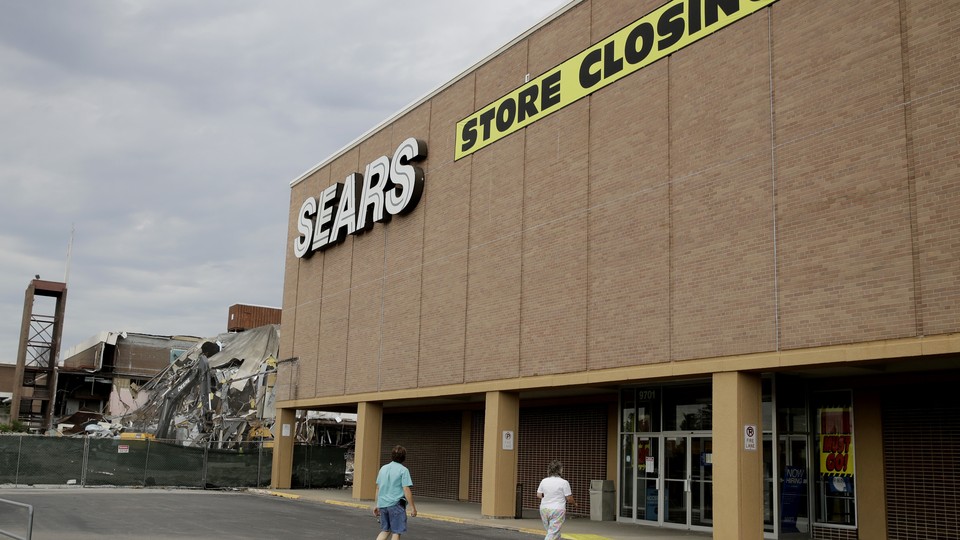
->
<box><xmin>294</xmin><ymin>137</ymin><xmax>426</xmax><ymax>258</ymax></box>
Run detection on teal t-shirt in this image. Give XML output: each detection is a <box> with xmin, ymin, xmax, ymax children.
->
<box><xmin>376</xmin><ymin>461</ymin><xmax>413</xmax><ymax>508</ymax></box>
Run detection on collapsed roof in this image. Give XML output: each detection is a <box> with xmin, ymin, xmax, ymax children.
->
<box><xmin>116</xmin><ymin>324</ymin><xmax>279</xmax><ymax>448</ymax></box>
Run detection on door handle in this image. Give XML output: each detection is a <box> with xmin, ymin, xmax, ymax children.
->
<box><xmin>684</xmin><ymin>479</ymin><xmax>690</xmax><ymax>492</ymax></box>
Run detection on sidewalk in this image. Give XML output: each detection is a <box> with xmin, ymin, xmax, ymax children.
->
<box><xmin>253</xmin><ymin>488</ymin><xmax>711</xmax><ymax>540</ymax></box>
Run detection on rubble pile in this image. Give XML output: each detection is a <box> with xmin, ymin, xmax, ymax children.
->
<box><xmin>117</xmin><ymin>324</ymin><xmax>279</xmax><ymax>448</ymax></box>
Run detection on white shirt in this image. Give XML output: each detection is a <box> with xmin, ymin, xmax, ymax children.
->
<box><xmin>537</xmin><ymin>476</ymin><xmax>572</xmax><ymax>510</ymax></box>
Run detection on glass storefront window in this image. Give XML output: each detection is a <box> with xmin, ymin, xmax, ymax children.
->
<box><xmin>770</xmin><ymin>375</ymin><xmax>815</xmax><ymax>536</ymax></box>
<box><xmin>662</xmin><ymin>384</ymin><xmax>711</xmax><ymax>431</ymax></box>
<box><xmin>620</xmin><ymin>387</ymin><xmax>660</xmax><ymax>433</ymax></box>
<box><xmin>621</xmin><ymin>389</ymin><xmax>636</xmax><ymax>432</ymax></box>
<box><xmin>777</xmin><ymin>376</ymin><xmax>808</xmax><ymax>433</ymax></box>
<box><xmin>779</xmin><ymin>435</ymin><xmax>811</xmax><ymax>535</ymax></box>
<box><xmin>619</xmin><ymin>383</ymin><xmax>710</xmax><ymax>526</ymax></box>
<box><xmin>620</xmin><ymin>433</ymin><xmax>634</xmax><ymax>519</ymax></box>
<box><xmin>636</xmin><ymin>388</ymin><xmax>660</xmax><ymax>433</ymax></box>
<box><xmin>762</xmin><ymin>377</ymin><xmax>773</xmax><ymax>434</ymax></box>
<box><xmin>813</xmin><ymin>391</ymin><xmax>856</xmax><ymax>527</ymax></box>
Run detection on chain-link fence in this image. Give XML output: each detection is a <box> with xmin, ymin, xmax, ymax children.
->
<box><xmin>0</xmin><ymin>434</ymin><xmax>346</xmax><ymax>489</ymax></box>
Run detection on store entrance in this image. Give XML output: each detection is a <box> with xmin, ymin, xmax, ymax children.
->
<box><xmin>664</xmin><ymin>435</ymin><xmax>713</xmax><ymax>528</ymax></box>
<box><xmin>630</xmin><ymin>434</ymin><xmax>712</xmax><ymax>530</ymax></box>
<box><xmin>778</xmin><ymin>434</ymin><xmax>811</xmax><ymax>538</ymax></box>
<box><xmin>620</xmin><ymin>383</ymin><xmax>713</xmax><ymax>532</ymax></box>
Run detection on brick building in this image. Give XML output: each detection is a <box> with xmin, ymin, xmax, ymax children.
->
<box><xmin>271</xmin><ymin>0</ymin><xmax>960</xmax><ymax>538</ymax></box>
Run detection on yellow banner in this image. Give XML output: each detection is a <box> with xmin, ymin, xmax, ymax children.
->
<box><xmin>455</xmin><ymin>0</ymin><xmax>779</xmax><ymax>160</ymax></box>
<box><xmin>819</xmin><ymin>433</ymin><xmax>855</xmax><ymax>477</ymax></box>
<box><xmin>819</xmin><ymin>406</ymin><xmax>855</xmax><ymax>478</ymax></box>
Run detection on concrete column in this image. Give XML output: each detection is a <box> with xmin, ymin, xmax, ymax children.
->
<box><xmin>10</xmin><ymin>284</ymin><xmax>35</xmax><ymax>422</ymax></box>
<box><xmin>353</xmin><ymin>401</ymin><xmax>383</xmax><ymax>501</ymax></box>
<box><xmin>713</xmin><ymin>371</ymin><xmax>764</xmax><ymax>540</ymax></box>
<box><xmin>45</xmin><ymin>289</ymin><xmax>67</xmax><ymax>430</ymax></box>
<box><xmin>270</xmin><ymin>407</ymin><xmax>296</xmax><ymax>489</ymax></box>
<box><xmin>854</xmin><ymin>388</ymin><xmax>887</xmax><ymax>540</ymax></box>
<box><xmin>607</xmin><ymin>402</ymin><xmax>618</xmax><ymax>484</ymax></box>
<box><xmin>481</xmin><ymin>391</ymin><xmax>520</xmax><ymax>518</ymax></box>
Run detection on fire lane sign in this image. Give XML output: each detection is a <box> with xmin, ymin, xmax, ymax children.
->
<box><xmin>744</xmin><ymin>424</ymin><xmax>758</xmax><ymax>451</ymax></box>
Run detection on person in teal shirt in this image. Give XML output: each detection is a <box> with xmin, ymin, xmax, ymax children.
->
<box><xmin>373</xmin><ymin>445</ymin><xmax>417</xmax><ymax>540</ymax></box>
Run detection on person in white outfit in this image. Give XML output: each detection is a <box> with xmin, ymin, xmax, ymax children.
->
<box><xmin>536</xmin><ymin>460</ymin><xmax>576</xmax><ymax>540</ymax></box>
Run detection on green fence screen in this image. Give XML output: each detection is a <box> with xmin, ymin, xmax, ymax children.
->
<box><xmin>0</xmin><ymin>435</ymin><xmax>344</xmax><ymax>490</ymax></box>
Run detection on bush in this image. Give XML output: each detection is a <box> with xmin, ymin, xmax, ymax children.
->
<box><xmin>0</xmin><ymin>420</ymin><xmax>29</xmax><ymax>433</ymax></box>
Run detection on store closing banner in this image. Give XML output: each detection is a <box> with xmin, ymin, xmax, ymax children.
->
<box><xmin>456</xmin><ymin>0</ymin><xmax>780</xmax><ymax>160</ymax></box>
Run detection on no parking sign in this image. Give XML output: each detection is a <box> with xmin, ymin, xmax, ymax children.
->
<box><xmin>744</xmin><ymin>424</ymin><xmax>758</xmax><ymax>451</ymax></box>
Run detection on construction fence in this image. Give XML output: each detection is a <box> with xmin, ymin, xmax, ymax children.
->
<box><xmin>0</xmin><ymin>434</ymin><xmax>346</xmax><ymax>490</ymax></box>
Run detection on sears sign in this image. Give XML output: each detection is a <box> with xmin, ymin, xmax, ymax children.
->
<box><xmin>293</xmin><ymin>137</ymin><xmax>426</xmax><ymax>258</ymax></box>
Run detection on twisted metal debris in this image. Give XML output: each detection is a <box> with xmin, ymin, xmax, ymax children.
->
<box><xmin>117</xmin><ymin>324</ymin><xmax>279</xmax><ymax>448</ymax></box>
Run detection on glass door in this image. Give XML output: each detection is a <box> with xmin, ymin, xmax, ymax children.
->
<box><xmin>691</xmin><ymin>436</ymin><xmax>713</xmax><ymax>527</ymax></box>
<box><xmin>664</xmin><ymin>436</ymin><xmax>688</xmax><ymax>526</ymax></box>
<box><xmin>663</xmin><ymin>435</ymin><xmax>691</xmax><ymax>526</ymax></box>
<box><xmin>623</xmin><ymin>435</ymin><xmax>662</xmax><ymax>524</ymax></box>
<box><xmin>619</xmin><ymin>384</ymin><xmax>713</xmax><ymax>532</ymax></box>
<box><xmin>779</xmin><ymin>434</ymin><xmax>811</xmax><ymax>538</ymax></box>
<box><xmin>661</xmin><ymin>434</ymin><xmax>712</xmax><ymax>529</ymax></box>
<box><xmin>636</xmin><ymin>437</ymin><xmax>659</xmax><ymax>522</ymax></box>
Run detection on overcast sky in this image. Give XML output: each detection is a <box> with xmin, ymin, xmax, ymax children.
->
<box><xmin>0</xmin><ymin>0</ymin><xmax>570</xmax><ymax>363</ymax></box>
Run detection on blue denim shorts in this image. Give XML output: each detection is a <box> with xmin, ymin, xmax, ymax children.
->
<box><xmin>379</xmin><ymin>503</ymin><xmax>407</xmax><ymax>534</ymax></box>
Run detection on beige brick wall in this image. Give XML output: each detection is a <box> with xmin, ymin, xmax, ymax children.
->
<box><xmin>280</xmin><ymin>0</ymin><xmax>959</xmax><ymax>400</ymax></box>
<box><xmin>286</xmin><ymin>165</ymin><xmax>327</xmax><ymax>400</ymax></box>
<box><xmin>474</xmin><ymin>41</ymin><xmax>528</xmax><ymax>110</ymax></box>
<box><xmin>527</xmin><ymin>1</ymin><xmax>591</xmax><ymax>77</ymax></box>
<box><xmin>590</xmin><ymin>0</ymin><xmax>663</xmax><ymax>42</ymax></box>
<box><xmin>777</xmin><ymin>109</ymin><xmax>916</xmax><ymax>349</ymax></box>
<box><xmin>670</xmin><ymin>12</ymin><xmax>778</xmax><ymax>360</ymax></box>
<box><xmin>463</xmin><ymin>39</ymin><xmax>529</xmax><ymax>382</ymax></box>
<box><xmin>465</xmin><ymin>132</ymin><xmax>524</xmax><ymax>382</ymax></box>
<box><xmin>774</xmin><ymin>0</ymin><xmax>917</xmax><ymax>348</ymax></box>
<box><xmin>343</xmin><ymin>128</ymin><xmax>393</xmax><ymax>395</ymax></box>
<box><xmin>417</xmin><ymin>78</ymin><xmax>474</xmax><ymax>387</ymax></box>
<box><xmin>316</xmin><ymin>150</ymin><xmax>360</xmax><ymax>397</ymax></box>
<box><xmin>588</xmin><ymin>60</ymin><xmax>670</xmax><ymax>369</ymax></box>
<box><xmin>518</xmin><ymin>6</ymin><xmax>592</xmax><ymax>378</ymax></box>
<box><xmin>907</xmin><ymin>0</ymin><xmax>960</xmax><ymax>336</ymax></box>
<box><xmin>380</xmin><ymin>104</ymin><xmax>431</xmax><ymax>391</ymax></box>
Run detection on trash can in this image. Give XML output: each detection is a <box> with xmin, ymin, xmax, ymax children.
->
<box><xmin>589</xmin><ymin>480</ymin><xmax>616</xmax><ymax>521</ymax></box>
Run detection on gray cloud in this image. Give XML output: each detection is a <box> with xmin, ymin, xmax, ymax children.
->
<box><xmin>0</xmin><ymin>0</ymin><xmax>569</xmax><ymax>361</ymax></box>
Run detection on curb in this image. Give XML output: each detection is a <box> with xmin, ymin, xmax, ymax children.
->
<box><xmin>248</xmin><ymin>488</ymin><xmax>301</xmax><ymax>500</ymax></box>
<box><xmin>249</xmin><ymin>490</ymin><xmax>597</xmax><ymax>539</ymax></box>
<box><xmin>322</xmin><ymin>498</ymin><xmax>369</xmax><ymax>510</ymax></box>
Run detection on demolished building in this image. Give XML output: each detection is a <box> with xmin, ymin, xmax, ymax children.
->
<box><xmin>117</xmin><ymin>324</ymin><xmax>280</xmax><ymax>448</ymax></box>
<box><xmin>56</xmin><ymin>322</ymin><xmax>357</xmax><ymax>454</ymax></box>
<box><xmin>59</xmin><ymin>332</ymin><xmax>204</xmax><ymax>419</ymax></box>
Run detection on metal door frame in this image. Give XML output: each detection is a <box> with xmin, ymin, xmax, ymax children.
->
<box><xmin>627</xmin><ymin>433</ymin><xmax>712</xmax><ymax>532</ymax></box>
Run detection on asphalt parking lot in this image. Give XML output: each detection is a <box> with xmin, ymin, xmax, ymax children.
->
<box><xmin>0</xmin><ymin>488</ymin><xmax>534</xmax><ymax>540</ymax></box>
